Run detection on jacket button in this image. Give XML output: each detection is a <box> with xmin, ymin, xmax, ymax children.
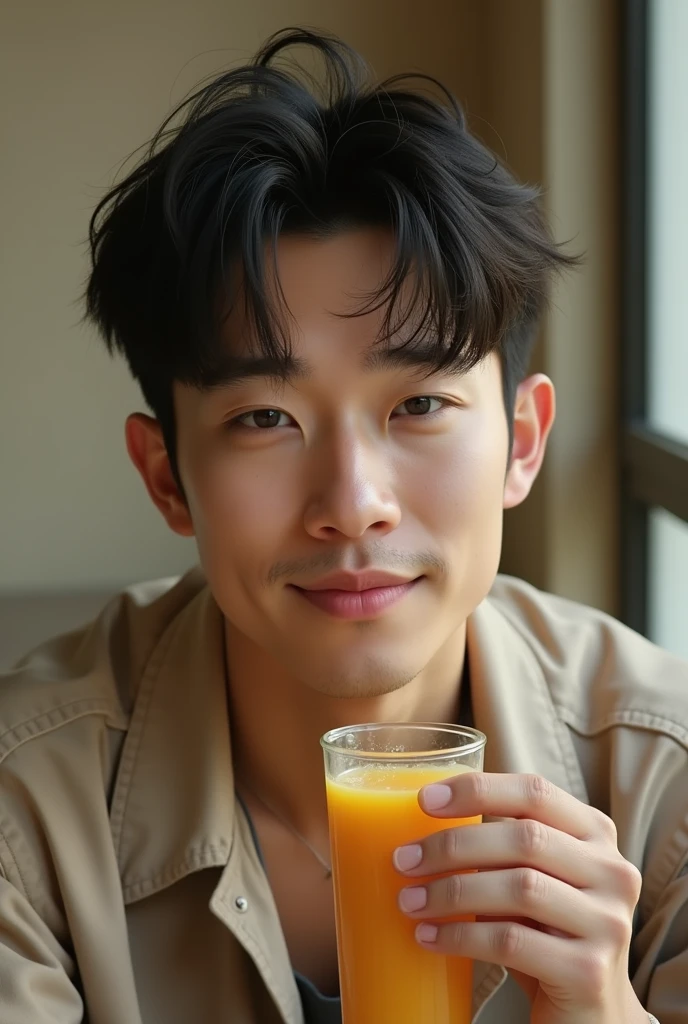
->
<box><xmin>234</xmin><ymin>896</ymin><xmax>249</xmax><ymax>913</ymax></box>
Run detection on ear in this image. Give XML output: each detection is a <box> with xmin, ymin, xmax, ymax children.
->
<box><xmin>503</xmin><ymin>374</ymin><xmax>556</xmax><ymax>510</ymax></box>
<box><xmin>125</xmin><ymin>413</ymin><xmax>195</xmax><ymax>537</ymax></box>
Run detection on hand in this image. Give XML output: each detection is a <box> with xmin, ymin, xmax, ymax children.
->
<box><xmin>393</xmin><ymin>772</ymin><xmax>649</xmax><ymax>1024</ymax></box>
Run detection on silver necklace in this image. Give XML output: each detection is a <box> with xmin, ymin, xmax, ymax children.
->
<box><xmin>239</xmin><ymin>780</ymin><xmax>332</xmax><ymax>880</ymax></box>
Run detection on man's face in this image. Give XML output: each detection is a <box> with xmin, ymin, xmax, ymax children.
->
<box><xmin>173</xmin><ymin>229</ymin><xmax>512</xmax><ymax>698</ymax></box>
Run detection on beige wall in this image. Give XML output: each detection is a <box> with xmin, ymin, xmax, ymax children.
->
<box><xmin>543</xmin><ymin>0</ymin><xmax>620</xmax><ymax>615</ymax></box>
<box><xmin>482</xmin><ymin>0</ymin><xmax>620</xmax><ymax>615</ymax></box>
<box><xmin>0</xmin><ymin>0</ymin><xmax>619</xmax><ymax>610</ymax></box>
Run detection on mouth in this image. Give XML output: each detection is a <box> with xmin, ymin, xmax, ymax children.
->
<box><xmin>291</xmin><ymin>572</ymin><xmax>422</xmax><ymax>620</ymax></box>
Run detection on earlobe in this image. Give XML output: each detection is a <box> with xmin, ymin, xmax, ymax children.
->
<box><xmin>125</xmin><ymin>414</ymin><xmax>195</xmax><ymax>537</ymax></box>
<box><xmin>503</xmin><ymin>374</ymin><xmax>556</xmax><ymax>510</ymax></box>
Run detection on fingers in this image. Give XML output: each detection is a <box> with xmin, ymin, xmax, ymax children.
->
<box><xmin>398</xmin><ymin>867</ymin><xmax>601</xmax><ymax>938</ymax></box>
<box><xmin>402</xmin><ymin>771</ymin><xmax>644</xmax><ymax>1016</ymax></box>
<box><xmin>393</xmin><ymin>819</ymin><xmax>607</xmax><ymax>890</ymax></box>
<box><xmin>413</xmin><ymin>919</ymin><xmax>590</xmax><ymax>992</ymax></box>
<box><xmin>419</xmin><ymin>772</ymin><xmax>616</xmax><ymax>844</ymax></box>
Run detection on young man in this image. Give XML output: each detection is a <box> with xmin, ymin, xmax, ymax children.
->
<box><xmin>0</xmin><ymin>28</ymin><xmax>685</xmax><ymax>1024</ymax></box>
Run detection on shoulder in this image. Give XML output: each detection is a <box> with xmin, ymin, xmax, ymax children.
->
<box><xmin>0</xmin><ymin>568</ymin><xmax>207</xmax><ymax>761</ymax></box>
<box><xmin>485</xmin><ymin>575</ymin><xmax>688</xmax><ymax>747</ymax></box>
<box><xmin>0</xmin><ymin>569</ymin><xmax>208</xmax><ymax>917</ymax></box>
<box><xmin>484</xmin><ymin>578</ymin><xmax>688</xmax><ymax>913</ymax></box>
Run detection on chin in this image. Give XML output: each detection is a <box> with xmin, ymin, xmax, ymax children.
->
<box><xmin>295</xmin><ymin>651</ymin><xmax>424</xmax><ymax>700</ymax></box>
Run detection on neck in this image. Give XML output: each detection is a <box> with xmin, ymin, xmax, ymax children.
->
<box><xmin>225</xmin><ymin>621</ymin><xmax>467</xmax><ymax>840</ymax></box>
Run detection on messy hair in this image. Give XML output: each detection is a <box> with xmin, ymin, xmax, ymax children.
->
<box><xmin>86</xmin><ymin>27</ymin><xmax>576</xmax><ymax>484</ymax></box>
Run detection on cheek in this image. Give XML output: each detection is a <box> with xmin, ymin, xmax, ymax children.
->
<box><xmin>403</xmin><ymin>416</ymin><xmax>508</xmax><ymax>533</ymax></box>
<box><xmin>414</xmin><ymin>418</ymin><xmax>507</xmax><ymax>609</ymax></box>
<box><xmin>183</xmin><ymin>446</ymin><xmax>300</xmax><ymax>565</ymax></box>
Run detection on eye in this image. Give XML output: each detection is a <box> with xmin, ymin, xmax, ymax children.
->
<box><xmin>233</xmin><ymin>409</ymin><xmax>295</xmax><ymax>430</ymax></box>
<box><xmin>392</xmin><ymin>396</ymin><xmax>445</xmax><ymax>417</ymax></box>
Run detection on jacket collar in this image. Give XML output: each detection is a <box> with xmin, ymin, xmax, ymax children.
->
<box><xmin>110</xmin><ymin>575</ymin><xmax>235</xmax><ymax>902</ymax></box>
<box><xmin>468</xmin><ymin>593</ymin><xmax>588</xmax><ymax>800</ymax></box>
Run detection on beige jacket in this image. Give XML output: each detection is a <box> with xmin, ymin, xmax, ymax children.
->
<box><xmin>0</xmin><ymin>570</ymin><xmax>687</xmax><ymax>1024</ymax></box>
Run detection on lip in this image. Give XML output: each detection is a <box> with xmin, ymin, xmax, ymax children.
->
<box><xmin>292</xmin><ymin>573</ymin><xmax>421</xmax><ymax>620</ymax></box>
<box><xmin>300</xmin><ymin>571</ymin><xmax>417</xmax><ymax>592</ymax></box>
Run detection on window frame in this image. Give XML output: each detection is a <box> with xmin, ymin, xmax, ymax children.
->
<box><xmin>621</xmin><ymin>0</ymin><xmax>688</xmax><ymax>635</ymax></box>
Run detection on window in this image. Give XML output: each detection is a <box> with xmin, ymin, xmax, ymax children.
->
<box><xmin>649</xmin><ymin>509</ymin><xmax>688</xmax><ymax>661</ymax></box>
<box><xmin>622</xmin><ymin>0</ymin><xmax>688</xmax><ymax>657</ymax></box>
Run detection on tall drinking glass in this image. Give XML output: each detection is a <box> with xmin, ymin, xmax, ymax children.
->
<box><xmin>321</xmin><ymin>723</ymin><xmax>486</xmax><ymax>1024</ymax></box>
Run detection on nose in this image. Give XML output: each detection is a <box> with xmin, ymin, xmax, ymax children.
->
<box><xmin>303</xmin><ymin>433</ymin><xmax>401</xmax><ymax>541</ymax></box>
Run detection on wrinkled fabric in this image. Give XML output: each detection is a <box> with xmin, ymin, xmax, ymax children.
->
<box><xmin>0</xmin><ymin>569</ymin><xmax>686</xmax><ymax>1023</ymax></box>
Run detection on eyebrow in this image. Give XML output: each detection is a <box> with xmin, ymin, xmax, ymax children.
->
<box><xmin>362</xmin><ymin>345</ymin><xmax>455</xmax><ymax>375</ymax></box>
<box><xmin>203</xmin><ymin>354</ymin><xmax>311</xmax><ymax>391</ymax></box>
<box><xmin>203</xmin><ymin>343</ymin><xmax>456</xmax><ymax>391</ymax></box>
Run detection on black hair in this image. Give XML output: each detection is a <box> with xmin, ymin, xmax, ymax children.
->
<box><xmin>85</xmin><ymin>27</ymin><xmax>577</xmax><ymax>487</ymax></box>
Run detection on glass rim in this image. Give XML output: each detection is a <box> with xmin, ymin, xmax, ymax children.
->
<box><xmin>320</xmin><ymin>722</ymin><xmax>486</xmax><ymax>760</ymax></box>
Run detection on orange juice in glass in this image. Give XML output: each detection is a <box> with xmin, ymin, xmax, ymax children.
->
<box><xmin>321</xmin><ymin>723</ymin><xmax>486</xmax><ymax>1024</ymax></box>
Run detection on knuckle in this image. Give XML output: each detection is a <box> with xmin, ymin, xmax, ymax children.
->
<box><xmin>446</xmin><ymin>921</ymin><xmax>467</xmax><ymax>949</ymax></box>
<box><xmin>575</xmin><ymin>948</ymin><xmax>611</xmax><ymax>998</ymax></box>
<box><xmin>514</xmin><ymin>867</ymin><xmax>548</xmax><ymax>907</ymax></box>
<box><xmin>615</xmin><ymin>859</ymin><xmax>642</xmax><ymax>902</ymax></box>
<box><xmin>439</xmin><ymin>827</ymin><xmax>462</xmax><ymax>865</ymax></box>
<box><xmin>604</xmin><ymin>908</ymin><xmax>633</xmax><ymax>946</ymax></box>
<box><xmin>515</xmin><ymin>818</ymin><xmax>549</xmax><ymax>858</ymax></box>
<box><xmin>466</xmin><ymin>770</ymin><xmax>491</xmax><ymax>802</ymax></box>
<box><xmin>524</xmin><ymin>774</ymin><xmax>555</xmax><ymax>809</ymax></box>
<box><xmin>592</xmin><ymin>809</ymin><xmax>618</xmax><ymax>842</ymax></box>
<box><xmin>493</xmin><ymin>922</ymin><xmax>526</xmax><ymax>959</ymax></box>
<box><xmin>445</xmin><ymin>872</ymin><xmax>465</xmax><ymax>910</ymax></box>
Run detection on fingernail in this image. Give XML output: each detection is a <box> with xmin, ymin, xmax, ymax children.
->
<box><xmin>416</xmin><ymin>923</ymin><xmax>438</xmax><ymax>944</ymax></box>
<box><xmin>393</xmin><ymin>844</ymin><xmax>423</xmax><ymax>872</ymax></box>
<box><xmin>399</xmin><ymin>886</ymin><xmax>427</xmax><ymax>913</ymax></box>
<box><xmin>422</xmin><ymin>784</ymin><xmax>452</xmax><ymax>811</ymax></box>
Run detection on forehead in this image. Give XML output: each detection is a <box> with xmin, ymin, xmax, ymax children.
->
<box><xmin>221</xmin><ymin>227</ymin><xmax>398</xmax><ymax>349</ymax></box>
<box><xmin>199</xmin><ymin>227</ymin><xmax>500</xmax><ymax>393</ymax></box>
<box><xmin>214</xmin><ymin>228</ymin><xmax>440</xmax><ymax>382</ymax></box>
<box><xmin>266</xmin><ymin>228</ymin><xmax>396</xmax><ymax>319</ymax></box>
